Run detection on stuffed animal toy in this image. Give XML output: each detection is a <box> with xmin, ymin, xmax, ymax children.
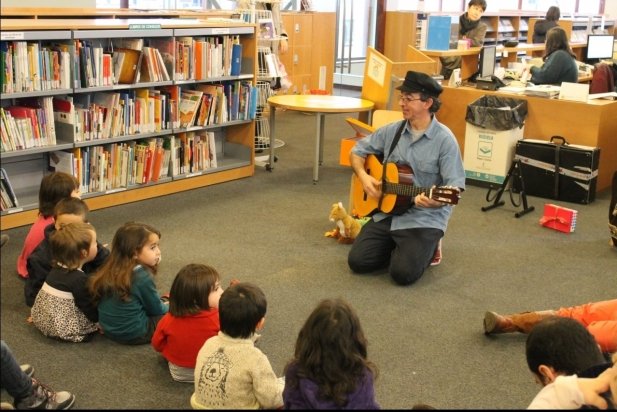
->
<box><xmin>325</xmin><ymin>202</ymin><xmax>363</xmax><ymax>244</ymax></box>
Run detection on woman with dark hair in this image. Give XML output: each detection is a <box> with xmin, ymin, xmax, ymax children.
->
<box><xmin>524</xmin><ymin>26</ymin><xmax>578</xmax><ymax>85</ymax></box>
<box><xmin>532</xmin><ymin>6</ymin><xmax>560</xmax><ymax>44</ymax></box>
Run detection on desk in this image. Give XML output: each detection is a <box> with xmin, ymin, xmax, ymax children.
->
<box><xmin>420</xmin><ymin>43</ymin><xmax>587</xmax><ymax>80</ymax></box>
<box><xmin>267</xmin><ymin>95</ymin><xmax>374</xmax><ymax>182</ymax></box>
<box><xmin>437</xmin><ymin>85</ymin><xmax>617</xmax><ymax>192</ymax></box>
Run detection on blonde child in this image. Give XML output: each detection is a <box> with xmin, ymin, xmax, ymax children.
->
<box><xmin>17</xmin><ymin>172</ymin><xmax>80</xmax><ymax>278</ymax></box>
<box><xmin>191</xmin><ymin>282</ymin><xmax>283</xmax><ymax>409</ymax></box>
<box><xmin>152</xmin><ymin>264</ymin><xmax>223</xmax><ymax>383</ymax></box>
<box><xmin>283</xmin><ymin>298</ymin><xmax>379</xmax><ymax>409</ymax></box>
<box><xmin>31</xmin><ymin>222</ymin><xmax>99</xmax><ymax>343</ymax></box>
<box><xmin>88</xmin><ymin>222</ymin><xmax>168</xmax><ymax>345</ymax></box>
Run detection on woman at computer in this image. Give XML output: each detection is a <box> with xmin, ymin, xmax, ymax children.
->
<box><xmin>440</xmin><ymin>0</ymin><xmax>488</xmax><ymax>79</ymax></box>
<box><xmin>524</xmin><ymin>26</ymin><xmax>578</xmax><ymax>85</ymax></box>
<box><xmin>532</xmin><ymin>6</ymin><xmax>560</xmax><ymax>44</ymax></box>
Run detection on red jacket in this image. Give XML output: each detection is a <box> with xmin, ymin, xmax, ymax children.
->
<box><xmin>151</xmin><ymin>309</ymin><xmax>220</xmax><ymax>368</ymax></box>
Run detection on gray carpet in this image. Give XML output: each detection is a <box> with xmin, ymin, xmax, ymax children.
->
<box><xmin>1</xmin><ymin>105</ymin><xmax>614</xmax><ymax>409</ymax></box>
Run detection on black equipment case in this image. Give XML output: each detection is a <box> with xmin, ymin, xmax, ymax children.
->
<box><xmin>514</xmin><ymin>136</ymin><xmax>600</xmax><ymax>204</ymax></box>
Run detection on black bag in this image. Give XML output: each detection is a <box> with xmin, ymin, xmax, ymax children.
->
<box><xmin>610</xmin><ymin>171</ymin><xmax>617</xmax><ymax>247</ymax></box>
<box><xmin>514</xmin><ymin>136</ymin><xmax>600</xmax><ymax>204</ymax></box>
<box><xmin>465</xmin><ymin>96</ymin><xmax>528</xmax><ymax>131</ymax></box>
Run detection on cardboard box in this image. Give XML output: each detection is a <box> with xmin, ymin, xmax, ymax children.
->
<box><xmin>339</xmin><ymin>137</ymin><xmax>363</xmax><ymax>167</ymax></box>
<box><xmin>463</xmin><ymin>123</ymin><xmax>524</xmax><ymax>184</ymax></box>
<box><xmin>539</xmin><ymin>203</ymin><xmax>578</xmax><ymax>233</ymax></box>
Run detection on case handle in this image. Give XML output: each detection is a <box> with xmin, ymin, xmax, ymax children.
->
<box><xmin>550</xmin><ymin>136</ymin><xmax>568</xmax><ymax>145</ymax></box>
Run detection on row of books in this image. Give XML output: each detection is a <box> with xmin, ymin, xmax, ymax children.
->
<box><xmin>173</xmin><ymin>35</ymin><xmax>242</xmax><ymax>81</ymax></box>
<box><xmin>1</xmin><ymin>167</ymin><xmax>19</xmax><ymax>211</ymax></box>
<box><xmin>1</xmin><ymin>34</ymin><xmax>246</xmax><ymax>94</ymax></box>
<box><xmin>75</xmin><ymin>39</ymin><xmax>171</xmax><ymax>88</ymax></box>
<box><xmin>1</xmin><ymin>81</ymin><xmax>256</xmax><ymax>153</ymax></box>
<box><xmin>1</xmin><ymin>97</ymin><xmax>57</xmax><ymax>152</ymax></box>
<box><xmin>1</xmin><ymin>41</ymin><xmax>71</xmax><ymax>94</ymax></box>
<box><xmin>46</xmin><ymin>132</ymin><xmax>217</xmax><ymax>195</ymax></box>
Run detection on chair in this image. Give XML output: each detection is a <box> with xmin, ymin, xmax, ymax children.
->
<box><xmin>590</xmin><ymin>63</ymin><xmax>615</xmax><ymax>94</ymax></box>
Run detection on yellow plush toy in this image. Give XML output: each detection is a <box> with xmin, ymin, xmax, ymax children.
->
<box><xmin>325</xmin><ymin>202</ymin><xmax>362</xmax><ymax>244</ymax></box>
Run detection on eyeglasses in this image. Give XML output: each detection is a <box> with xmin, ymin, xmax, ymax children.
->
<box><xmin>398</xmin><ymin>95</ymin><xmax>423</xmax><ymax>103</ymax></box>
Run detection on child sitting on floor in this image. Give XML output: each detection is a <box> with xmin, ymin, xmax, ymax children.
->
<box><xmin>151</xmin><ymin>264</ymin><xmax>224</xmax><ymax>383</ymax></box>
<box><xmin>17</xmin><ymin>172</ymin><xmax>80</xmax><ymax>278</ymax></box>
<box><xmin>191</xmin><ymin>282</ymin><xmax>284</xmax><ymax>409</ymax></box>
<box><xmin>25</xmin><ymin>197</ymin><xmax>109</xmax><ymax>308</ymax></box>
<box><xmin>31</xmin><ymin>222</ymin><xmax>100</xmax><ymax>342</ymax></box>
<box><xmin>89</xmin><ymin>222</ymin><xmax>168</xmax><ymax>345</ymax></box>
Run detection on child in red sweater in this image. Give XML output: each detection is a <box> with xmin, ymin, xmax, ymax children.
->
<box><xmin>151</xmin><ymin>264</ymin><xmax>224</xmax><ymax>383</ymax></box>
<box><xmin>17</xmin><ymin>172</ymin><xmax>80</xmax><ymax>278</ymax></box>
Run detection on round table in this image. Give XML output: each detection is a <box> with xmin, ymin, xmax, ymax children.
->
<box><xmin>267</xmin><ymin>94</ymin><xmax>375</xmax><ymax>182</ymax></box>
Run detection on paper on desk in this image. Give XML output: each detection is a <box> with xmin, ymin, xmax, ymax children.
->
<box><xmin>588</xmin><ymin>92</ymin><xmax>617</xmax><ymax>100</ymax></box>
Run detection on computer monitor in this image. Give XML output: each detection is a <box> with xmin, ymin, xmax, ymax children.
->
<box><xmin>478</xmin><ymin>45</ymin><xmax>497</xmax><ymax>79</ymax></box>
<box><xmin>586</xmin><ymin>34</ymin><xmax>614</xmax><ymax>60</ymax></box>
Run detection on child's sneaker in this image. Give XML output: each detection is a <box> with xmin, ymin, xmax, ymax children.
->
<box><xmin>20</xmin><ymin>364</ymin><xmax>34</xmax><ymax>378</ymax></box>
<box><xmin>14</xmin><ymin>379</ymin><xmax>75</xmax><ymax>410</ymax></box>
<box><xmin>430</xmin><ymin>240</ymin><xmax>442</xmax><ymax>266</ymax></box>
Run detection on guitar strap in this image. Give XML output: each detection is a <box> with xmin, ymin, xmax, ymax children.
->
<box><xmin>379</xmin><ymin>120</ymin><xmax>407</xmax><ymax>212</ymax></box>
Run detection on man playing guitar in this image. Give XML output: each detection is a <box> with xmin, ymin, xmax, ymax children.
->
<box><xmin>348</xmin><ymin>71</ymin><xmax>465</xmax><ymax>286</ymax></box>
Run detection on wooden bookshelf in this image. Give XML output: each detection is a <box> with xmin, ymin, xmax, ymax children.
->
<box><xmin>1</xmin><ymin>18</ymin><xmax>258</xmax><ymax>229</ymax></box>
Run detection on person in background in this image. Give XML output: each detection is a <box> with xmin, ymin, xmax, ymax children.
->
<box><xmin>191</xmin><ymin>282</ymin><xmax>283</xmax><ymax>409</ymax></box>
<box><xmin>151</xmin><ymin>264</ymin><xmax>224</xmax><ymax>383</ymax></box>
<box><xmin>532</xmin><ymin>6</ymin><xmax>560</xmax><ymax>44</ymax></box>
<box><xmin>525</xmin><ymin>317</ymin><xmax>613</xmax><ymax>409</ymax></box>
<box><xmin>88</xmin><ymin>222</ymin><xmax>168</xmax><ymax>345</ymax></box>
<box><xmin>16</xmin><ymin>172</ymin><xmax>80</xmax><ymax>279</ymax></box>
<box><xmin>440</xmin><ymin>0</ymin><xmax>488</xmax><ymax>79</ymax></box>
<box><xmin>283</xmin><ymin>298</ymin><xmax>379</xmax><ymax>409</ymax></box>
<box><xmin>1</xmin><ymin>340</ymin><xmax>75</xmax><ymax>409</ymax></box>
<box><xmin>484</xmin><ymin>299</ymin><xmax>617</xmax><ymax>355</ymax></box>
<box><xmin>25</xmin><ymin>198</ymin><xmax>109</xmax><ymax>308</ymax></box>
<box><xmin>348</xmin><ymin>71</ymin><xmax>465</xmax><ymax>286</ymax></box>
<box><xmin>31</xmin><ymin>222</ymin><xmax>100</xmax><ymax>343</ymax></box>
<box><xmin>523</xmin><ymin>26</ymin><xmax>578</xmax><ymax>85</ymax></box>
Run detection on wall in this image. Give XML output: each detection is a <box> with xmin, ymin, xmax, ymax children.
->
<box><xmin>1</xmin><ymin>0</ymin><xmax>95</xmax><ymax>6</ymax></box>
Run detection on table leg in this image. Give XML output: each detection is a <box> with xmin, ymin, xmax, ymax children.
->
<box><xmin>313</xmin><ymin>113</ymin><xmax>323</xmax><ymax>183</ymax></box>
<box><xmin>268</xmin><ymin>104</ymin><xmax>276</xmax><ymax>171</ymax></box>
<box><xmin>318</xmin><ymin>114</ymin><xmax>325</xmax><ymax>165</ymax></box>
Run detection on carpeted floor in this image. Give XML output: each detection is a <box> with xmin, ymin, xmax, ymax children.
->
<box><xmin>1</xmin><ymin>103</ymin><xmax>614</xmax><ymax>409</ymax></box>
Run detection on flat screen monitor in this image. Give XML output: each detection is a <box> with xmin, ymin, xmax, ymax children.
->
<box><xmin>586</xmin><ymin>34</ymin><xmax>614</xmax><ymax>60</ymax></box>
<box><xmin>478</xmin><ymin>45</ymin><xmax>497</xmax><ymax>79</ymax></box>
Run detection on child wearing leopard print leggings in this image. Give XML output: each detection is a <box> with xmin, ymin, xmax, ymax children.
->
<box><xmin>31</xmin><ymin>222</ymin><xmax>100</xmax><ymax>343</ymax></box>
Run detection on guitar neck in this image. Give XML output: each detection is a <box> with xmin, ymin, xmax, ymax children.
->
<box><xmin>383</xmin><ymin>182</ymin><xmax>429</xmax><ymax>198</ymax></box>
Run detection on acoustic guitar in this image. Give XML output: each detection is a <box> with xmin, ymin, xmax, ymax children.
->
<box><xmin>352</xmin><ymin>154</ymin><xmax>461</xmax><ymax>217</ymax></box>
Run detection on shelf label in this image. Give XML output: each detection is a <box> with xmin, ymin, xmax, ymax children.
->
<box><xmin>1</xmin><ymin>32</ymin><xmax>25</xmax><ymax>40</ymax></box>
<box><xmin>7</xmin><ymin>207</ymin><xmax>24</xmax><ymax>214</ymax></box>
<box><xmin>129</xmin><ymin>24</ymin><xmax>162</xmax><ymax>30</ymax></box>
<box><xmin>186</xmin><ymin>171</ymin><xmax>204</xmax><ymax>178</ymax></box>
<box><xmin>212</xmin><ymin>28</ymin><xmax>231</xmax><ymax>35</ymax></box>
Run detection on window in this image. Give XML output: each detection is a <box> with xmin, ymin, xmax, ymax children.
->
<box><xmin>96</xmin><ymin>0</ymin><xmax>122</xmax><ymax>6</ymax></box>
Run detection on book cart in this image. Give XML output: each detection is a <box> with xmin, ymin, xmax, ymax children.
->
<box><xmin>236</xmin><ymin>2</ymin><xmax>285</xmax><ymax>170</ymax></box>
<box><xmin>0</xmin><ymin>18</ymin><xmax>258</xmax><ymax>229</ymax></box>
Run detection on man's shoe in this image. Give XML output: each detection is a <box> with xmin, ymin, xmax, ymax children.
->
<box><xmin>20</xmin><ymin>365</ymin><xmax>34</xmax><ymax>378</ymax></box>
<box><xmin>483</xmin><ymin>311</ymin><xmax>515</xmax><ymax>334</ymax></box>
<box><xmin>430</xmin><ymin>240</ymin><xmax>442</xmax><ymax>266</ymax></box>
<box><xmin>14</xmin><ymin>379</ymin><xmax>75</xmax><ymax>410</ymax></box>
<box><xmin>0</xmin><ymin>234</ymin><xmax>9</xmax><ymax>248</ymax></box>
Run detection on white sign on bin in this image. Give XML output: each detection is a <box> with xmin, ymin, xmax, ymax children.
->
<box><xmin>463</xmin><ymin>123</ymin><xmax>524</xmax><ymax>184</ymax></box>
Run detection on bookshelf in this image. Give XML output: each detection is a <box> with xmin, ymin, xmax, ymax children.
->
<box><xmin>1</xmin><ymin>18</ymin><xmax>258</xmax><ymax>229</ymax></box>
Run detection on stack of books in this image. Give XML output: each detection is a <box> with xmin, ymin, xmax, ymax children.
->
<box><xmin>524</xmin><ymin>84</ymin><xmax>561</xmax><ymax>98</ymax></box>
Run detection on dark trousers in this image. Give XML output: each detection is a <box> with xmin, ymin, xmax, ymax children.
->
<box><xmin>348</xmin><ymin>217</ymin><xmax>443</xmax><ymax>286</ymax></box>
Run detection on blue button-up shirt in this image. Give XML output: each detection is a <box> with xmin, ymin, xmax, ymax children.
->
<box><xmin>352</xmin><ymin>116</ymin><xmax>465</xmax><ymax>233</ymax></box>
